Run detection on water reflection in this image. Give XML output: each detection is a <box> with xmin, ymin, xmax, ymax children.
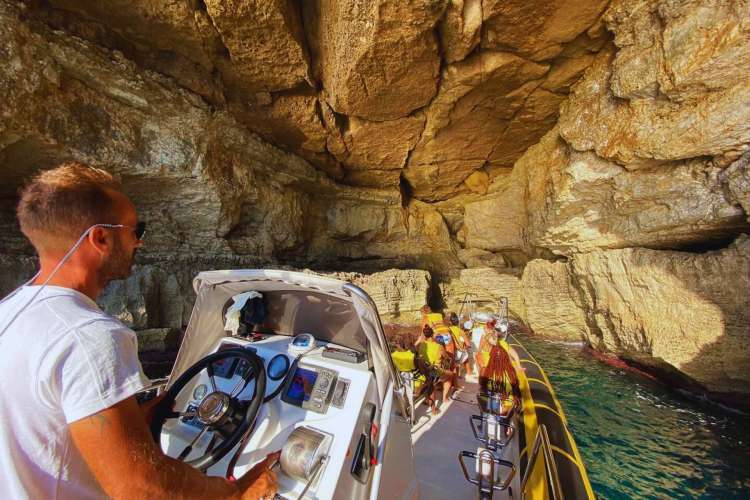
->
<box><xmin>519</xmin><ymin>335</ymin><xmax>750</xmax><ymax>499</ymax></box>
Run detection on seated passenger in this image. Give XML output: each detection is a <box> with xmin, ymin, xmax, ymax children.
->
<box><xmin>416</xmin><ymin>305</ymin><xmax>433</xmax><ymax>348</ymax></box>
<box><xmin>421</xmin><ymin>304</ymin><xmax>446</xmax><ymax>331</ymax></box>
<box><xmin>479</xmin><ymin>335</ymin><xmax>521</xmax><ymax>420</ymax></box>
<box><xmin>476</xmin><ymin>319</ymin><xmax>498</xmax><ymax>370</ymax></box>
<box><xmin>435</xmin><ymin>315</ymin><xmax>455</xmax><ymax>353</ymax></box>
<box><xmin>416</xmin><ymin>325</ymin><xmax>454</xmax><ymax>415</ymax></box>
<box><xmin>391</xmin><ymin>337</ymin><xmax>417</xmax><ymax>373</ymax></box>
<box><xmin>449</xmin><ymin>312</ymin><xmax>472</xmax><ymax>376</ymax></box>
<box><xmin>435</xmin><ymin>313</ymin><xmax>462</xmax><ymax>388</ymax></box>
<box><xmin>391</xmin><ymin>337</ymin><xmax>426</xmax><ymax>403</ymax></box>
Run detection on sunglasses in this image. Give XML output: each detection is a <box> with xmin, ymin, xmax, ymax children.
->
<box><xmin>97</xmin><ymin>221</ymin><xmax>146</xmax><ymax>240</ymax></box>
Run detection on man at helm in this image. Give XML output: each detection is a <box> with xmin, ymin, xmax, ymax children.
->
<box><xmin>0</xmin><ymin>163</ymin><xmax>276</xmax><ymax>499</ymax></box>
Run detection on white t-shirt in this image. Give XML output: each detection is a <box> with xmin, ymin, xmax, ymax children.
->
<box><xmin>0</xmin><ymin>286</ymin><xmax>149</xmax><ymax>499</ymax></box>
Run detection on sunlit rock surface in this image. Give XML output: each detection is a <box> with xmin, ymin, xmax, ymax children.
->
<box><xmin>569</xmin><ymin>235</ymin><xmax>750</xmax><ymax>400</ymax></box>
<box><xmin>1</xmin><ymin>0</ymin><xmax>750</xmax><ymax>406</ymax></box>
<box><xmin>521</xmin><ymin>260</ymin><xmax>592</xmax><ymax>342</ymax></box>
<box><xmin>439</xmin><ymin>268</ymin><xmax>525</xmax><ymax>320</ymax></box>
<box><xmin>0</xmin><ymin>1</ymin><xmax>459</xmax><ymax>271</ymax></box>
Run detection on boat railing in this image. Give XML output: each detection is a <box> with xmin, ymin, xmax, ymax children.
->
<box><xmin>521</xmin><ymin>424</ymin><xmax>564</xmax><ymax>499</ymax></box>
<box><xmin>458</xmin><ymin>449</ymin><xmax>516</xmax><ymax>497</ymax></box>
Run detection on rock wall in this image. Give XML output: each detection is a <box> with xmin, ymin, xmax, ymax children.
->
<box><xmin>1</xmin><ymin>0</ymin><xmax>750</xmax><ymax>407</ymax></box>
<box><xmin>569</xmin><ymin>236</ymin><xmax>750</xmax><ymax>404</ymax></box>
<box><xmin>0</xmin><ymin>1</ymin><xmax>459</xmax><ymax>272</ymax></box>
<box><xmin>511</xmin><ymin>1</ymin><xmax>750</xmax><ymax>406</ymax></box>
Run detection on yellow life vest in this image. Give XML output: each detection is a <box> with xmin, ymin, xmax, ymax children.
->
<box><xmin>391</xmin><ymin>350</ymin><xmax>416</xmax><ymax>372</ymax></box>
<box><xmin>425</xmin><ymin>312</ymin><xmax>444</xmax><ymax>326</ymax></box>
<box><xmin>449</xmin><ymin>326</ymin><xmax>465</xmax><ymax>347</ymax></box>
<box><xmin>418</xmin><ymin>340</ymin><xmax>442</xmax><ymax>366</ymax></box>
<box><xmin>433</xmin><ymin>324</ymin><xmax>451</xmax><ymax>336</ymax></box>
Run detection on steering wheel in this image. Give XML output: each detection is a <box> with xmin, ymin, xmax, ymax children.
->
<box><xmin>150</xmin><ymin>348</ymin><xmax>266</xmax><ymax>471</ymax></box>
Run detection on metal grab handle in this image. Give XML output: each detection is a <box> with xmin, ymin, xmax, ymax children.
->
<box><xmin>470</xmin><ymin>415</ymin><xmax>515</xmax><ymax>449</ymax></box>
<box><xmin>458</xmin><ymin>450</ymin><xmax>516</xmax><ymax>494</ymax></box>
<box><xmin>520</xmin><ymin>425</ymin><xmax>564</xmax><ymax>500</ymax></box>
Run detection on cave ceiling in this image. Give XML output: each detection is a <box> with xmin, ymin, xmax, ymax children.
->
<box><xmin>23</xmin><ymin>0</ymin><xmax>610</xmax><ymax>200</ymax></box>
<box><xmin>4</xmin><ymin>0</ymin><xmax>748</xmax><ymax>273</ymax></box>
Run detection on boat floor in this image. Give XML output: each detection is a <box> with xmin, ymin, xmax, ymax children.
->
<box><xmin>411</xmin><ymin>374</ymin><xmax>521</xmax><ymax>500</ymax></box>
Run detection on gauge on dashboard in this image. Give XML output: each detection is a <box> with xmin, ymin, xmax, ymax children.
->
<box><xmin>192</xmin><ymin>383</ymin><xmax>208</xmax><ymax>401</ymax></box>
<box><xmin>288</xmin><ymin>333</ymin><xmax>316</xmax><ymax>355</ymax></box>
<box><xmin>268</xmin><ymin>354</ymin><xmax>291</xmax><ymax>381</ymax></box>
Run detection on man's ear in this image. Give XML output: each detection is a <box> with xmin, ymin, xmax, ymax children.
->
<box><xmin>88</xmin><ymin>226</ymin><xmax>112</xmax><ymax>256</ymax></box>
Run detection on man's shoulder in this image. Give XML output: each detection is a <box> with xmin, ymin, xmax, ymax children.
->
<box><xmin>34</xmin><ymin>287</ymin><xmax>127</xmax><ymax>333</ymax></box>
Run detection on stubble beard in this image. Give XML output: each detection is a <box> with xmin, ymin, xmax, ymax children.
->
<box><xmin>101</xmin><ymin>237</ymin><xmax>135</xmax><ymax>282</ymax></box>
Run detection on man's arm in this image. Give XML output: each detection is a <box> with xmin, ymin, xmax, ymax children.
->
<box><xmin>69</xmin><ymin>396</ymin><xmax>275</xmax><ymax>499</ymax></box>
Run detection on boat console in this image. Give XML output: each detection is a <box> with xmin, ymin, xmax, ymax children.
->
<box><xmin>153</xmin><ymin>333</ymin><xmax>378</xmax><ymax>499</ymax></box>
<box><xmin>144</xmin><ymin>270</ymin><xmax>418</xmax><ymax>500</ymax></box>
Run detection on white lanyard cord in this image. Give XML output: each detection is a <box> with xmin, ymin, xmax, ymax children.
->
<box><xmin>0</xmin><ymin>224</ymin><xmax>123</xmax><ymax>338</ymax></box>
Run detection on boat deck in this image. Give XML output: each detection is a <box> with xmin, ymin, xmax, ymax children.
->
<box><xmin>411</xmin><ymin>374</ymin><xmax>521</xmax><ymax>499</ymax></box>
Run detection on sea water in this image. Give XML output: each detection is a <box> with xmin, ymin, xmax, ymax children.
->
<box><xmin>520</xmin><ymin>335</ymin><xmax>750</xmax><ymax>499</ymax></box>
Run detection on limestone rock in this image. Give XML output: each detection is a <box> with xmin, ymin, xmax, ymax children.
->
<box><xmin>486</xmin><ymin>87</ymin><xmax>566</xmax><ymax>168</ymax></box>
<box><xmin>342</xmin><ymin>169</ymin><xmax>402</xmax><ymax>189</ymax></box>
<box><xmin>26</xmin><ymin>1</ymin><xmax>223</xmax><ymax>102</ymax></box>
<box><xmin>331</xmin><ymin>269</ymin><xmax>432</xmax><ymax>321</ymax></box>
<box><xmin>44</xmin><ymin>0</ymin><xmax>312</xmax><ymax>94</ymax></box>
<box><xmin>541</xmin><ymin>51</ymin><xmax>598</xmax><ymax>95</ymax></box>
<box><xmin>0</xmin><ymin>255</ymin><xmax>37</xmax><ymax>298</ymax></box>
<box><xmin>229</xmin><ymin>92</ymin><xmax>348</xmax><ymax>180</ymax></box>
<box><xmin>521</xmin><ymin>259</ymin><xmax>591</xmax><ymax>341</ymax></box>
<box><xmin>524</xmin><ymin>130</ymin><xmax>749</xmax><ymax>255</ymax></box>
<box><xmin>305</xmin><ymin>0</ymin><xmax>445</xmax><ymax>120</ymax></box>
<box><xmin>463</xmin><ymin>169</ymin><xmax>490</xmax><ymax>195</ymax></box>
<box><xmin>481</xmin><ymin>0</ymin><xmax>609</xmax><ymax>61</ymax></box>
<box><xmin>460</xmin><ymin>165</ymin><xmax>527</xmax><ymax>253</ymax></box>
<box><xmin>440</xmin><ymin>268</ymin><xmax>525</xmax><ymax>320</ymax></box>
<box><xmin>0</xmin><ymin>4</ymin><xmax>465</xmax><ymax>273</ymax></box>
<box><xmin>336</xmin><ymin>115</ymin><xmax>426</xmax><ymax>188</ymax></box>
<box><xmin>45</xmin><ymin>0</ymin><xmax>219</xmax><ymax>71</ymax></box>
<box><xmin>559</xmin><ymin>46</ymin><xmax>750</xmax><ymax>165</ymax></box>
<box><xmin>0</xmin><ymin>3</ymin><xmax>235</xmax><ymax>258</ymax></box>
<box><xmin>430</xmin><ymin>191</ymin><xmax>487</xmax><ymax>236</ymax></box>
<box><xmin>204</xmin><ymin>0</ymin><xmax>309</xmax><ymax>92</ymax></box>
<box><xmin>97</xmin><ymin>265</ymin><xmax>188</xmax><ymax>330</ymax></box>
<box><xmin>456</xmin><ymin>248</ymin><xmax>508</xmax><ymax>269</ymax></box>
<box><xmin>569</xmin><ymin>235</ymin><xmax>750</xmax><ymax>396</ymax></box>
<box><xmin>137</xmin><ymin>328</ymin><xmax>181</xmax><ymax>353</ymax></box>
<box><xmin>439</xmin><ymin>0</ymin><xmax>482</xmax><ymax>63</ymax></box>
<box><xmin>723</xmin><ymin>151</ymin><xmax>750</xmax><ymax>221</ymax></box>
<box><xmin>606</xmin><ymin>0</ymin><xmax>750</xmax><ymax>101</ymax></box>
<box><xmin>231</xmin><ymin>93</ymin><xmax>327</xmax><ymax>155</ymax></box>
<box><xmin>404</xmin><ymin>51</ymin><xmax>549</xmax><ymax>201</ymax></box>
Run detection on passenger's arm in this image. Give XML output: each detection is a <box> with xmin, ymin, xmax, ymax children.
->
<box><xmin>69</xmin><ymin>395</ymin><xmax>275</xmax><ymax>500</ymax></box>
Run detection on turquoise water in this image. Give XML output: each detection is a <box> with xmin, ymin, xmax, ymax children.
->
<box><xmin>519</xmin><ymin>334</ymin><xmax>750</xmax><ymax>499</ymax></box>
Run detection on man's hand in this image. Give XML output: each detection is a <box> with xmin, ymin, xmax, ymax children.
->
<box><xmin>236</xmin><ymin>452</ymin><xmax>280</xmax><ymax>500</ymax></box>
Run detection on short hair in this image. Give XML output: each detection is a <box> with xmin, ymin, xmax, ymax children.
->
<box><xmin>422</xmin><ymin>325</ymin><xmax>434</xmax><ymax>338</ymax></box>
<box><xmin>17</xmin><ymin>162</ymin><xmax>122</xmax><ymax>251</ymax></box>
<box><xmin>393</xmin><ymin>336</ymin><xmax>407</xmax><ymax>350</ymax></box>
